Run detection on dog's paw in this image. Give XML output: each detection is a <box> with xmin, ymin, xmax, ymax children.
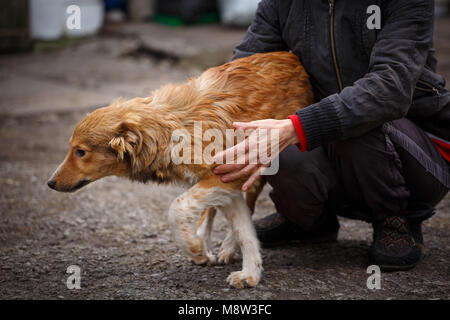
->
<box><xmin>190</xmin><ymin>250</ymin><xmax>217</xmax><ymax>266</ymax></box>
<box><xmin>205</xmin><ymin>251</ymin><xmax>217</xmax><ymax>265</ymax></box>
<box><xmin>218</xmin><ymin>249</ymin><xmax>238</xmax><ymax>264</ymax></box>
<box><xmin>226</xmin><ymin>271</ymin><xmax>260</xmax><ymax>289</ymax></box>
<box><xmin>190</xmin><ymin>255</ymin><xmax>208</xmax><ymax>265</ymax></box>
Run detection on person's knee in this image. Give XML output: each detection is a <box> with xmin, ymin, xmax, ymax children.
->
<box><xmin>266</xmin><ymin>145</ymin><xmax>332</xmax><ymax>188</ymax></box>
<box><xmin>328</xmin><ymin>127</ymin><xmax>385</xmax><ymax>164</ymax></box>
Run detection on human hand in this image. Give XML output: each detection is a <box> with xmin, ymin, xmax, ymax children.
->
<box><xmin>213</xmin><ymin>119</ymin><xmax>299</xmax><ymax>191</ymax></box>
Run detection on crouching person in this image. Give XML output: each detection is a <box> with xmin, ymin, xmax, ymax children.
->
<box><xmin>213</xmin><ymin>0</ymin><xmax>450</xmax><ymax>270</ymax></box>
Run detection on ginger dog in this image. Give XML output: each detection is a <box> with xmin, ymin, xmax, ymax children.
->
<box><xmin>48</xmin><ymin>51</ymin><xmax>314</xmax><ymax>288</ymax></box>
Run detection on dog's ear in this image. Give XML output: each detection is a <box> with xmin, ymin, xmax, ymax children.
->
<box><xmin>108</xmin><ymin>114</ymin><xmax>158</xmax><ymax>174</ymax></box>
<box><xmin>109</xmin><ymin>115</ymin><xmax>143</xmax><ymax>161</ymax></box>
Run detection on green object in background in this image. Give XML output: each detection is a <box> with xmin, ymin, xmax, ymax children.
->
<box><xmin>153</xmin><ymin>12</ymin><xmax>219</xmax><ymax>27</ymax></box>
<box><xmin>196</xmin><ymin>12</ymin><xmax>220</xmax><ymax>24</ymax></box>
<box><xmin>154</xmin><ymin>0</ymin><xmax>219</xmax><ymax>26</ymax></box>
<box><xmin>153</xmin><ymin>14</ymin><xmax>185</xmax><ymax>27</ymax></box>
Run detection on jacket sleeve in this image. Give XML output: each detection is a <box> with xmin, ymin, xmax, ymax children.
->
<box><xmin>296</xmin><ymin>0</ymin><xmax>434</xmax><ymax>150</ymax></box>
<box><xmin>232</xmin><ymin>0</ymin><xmax>287</xmax><ymax>60</ymax></box>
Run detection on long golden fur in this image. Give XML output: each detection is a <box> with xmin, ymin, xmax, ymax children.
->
<box><xmin>49</xmin><ymin>51</ymin><xmax>314</xmax><ymax>288</ymax></box>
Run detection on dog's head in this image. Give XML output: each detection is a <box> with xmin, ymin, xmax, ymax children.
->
<box><xmin>48</xmin><ymin>98</ymin><xmax>158</xmax><ymax>192</ymax></box>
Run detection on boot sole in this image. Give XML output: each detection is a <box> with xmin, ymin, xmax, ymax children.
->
<box><xmin>378</xmin><ymin>260</ymin><xmax>420</xmax><ymax>272</ymax></box>
<box><xmin>371</xmin><ymin>244</ymin><xmax>424</xmax><ymax>272</ymax></box>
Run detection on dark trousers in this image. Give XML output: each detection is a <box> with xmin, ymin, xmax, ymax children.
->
<box><xmin>266</xmin><ymin>118</ymin><xmax>449</xmax><ymax>230</ymax></box>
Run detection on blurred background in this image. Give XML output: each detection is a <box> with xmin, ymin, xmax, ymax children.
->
<box><xmin>0</xmin><ymin>0</ymin><xmax>262</xmax><ymax>116</ymax></box>
<box><xmin>0</xmin><ymin>1</ymin><xmax>449</xmax><ymax>300</ymax></box>
<box><xmin>0</xmin><ymin>0</ymin><xmax>449</xmax><ymax>116</ymax></box>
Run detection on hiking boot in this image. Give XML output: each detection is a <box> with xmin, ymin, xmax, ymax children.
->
<box><xmin>404</xmin><ymin>202</ymin><xmax>436</xmax><ymax>249</ymax></box>
<box><xmin>369</xmin><ymin>216</ymin><xmax>422</xmax><ymax>271</ymax></box>
<box><xmin>369</xmin><ymin>203</ymin><xmax>436</xmax><ymax>271</ymax></box>
<box><xmin>255</xmin><ymin>212</ymin><xmax>339</xmax><ymax>248</ymax></box>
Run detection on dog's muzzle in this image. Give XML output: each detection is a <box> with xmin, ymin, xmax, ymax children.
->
<box><xmin>47</xmin><ymin>180</ymin><xmax>57</xmax><ymax>190</ymax></box>
<box><xmin>47</xmin><ymin>179</ymin><xmax>90</xmax><ymax>192</ymax></box>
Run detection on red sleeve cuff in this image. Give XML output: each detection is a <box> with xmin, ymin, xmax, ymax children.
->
<box><xmin>288</xmin><ymin>114</ymin><xmax>307</xmax><ymax>152</ymax></box>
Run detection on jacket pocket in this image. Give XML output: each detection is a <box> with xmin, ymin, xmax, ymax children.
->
<box><xmin>408</xmin><ymin>68</ymin><xmax>448</xmax><ymax>117</ymax></box>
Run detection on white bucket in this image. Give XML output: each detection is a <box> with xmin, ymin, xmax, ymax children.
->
<box><xmin>219</xmin><ymin>0</ymin><xmax>260</xmax><ymax>27</ymax></box>
<box><xmin>30</xmin><ymin>0</ymin><xmax>104</xmax><ymax>40</ymax></box>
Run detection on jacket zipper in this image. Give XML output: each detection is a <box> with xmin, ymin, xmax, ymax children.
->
<box><xmin>415</xmin><ymin>79</ymin><xmax>440</xmax><ymax>95</ymax></box>
<box><xmin>328</xmin><ymin>1</ymin><xmax>438</xmax><ymax>101</ymax></box>
<box><xmin>329</xmin><ymin>0</ymin><xmax>343</xmax><ymax>92</ymax></box>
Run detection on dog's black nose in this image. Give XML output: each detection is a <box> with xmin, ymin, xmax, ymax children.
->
<box><xmin>47</xmin><ymin>180</ymin><xmax>57</xmax><ymax>190</ymax></box>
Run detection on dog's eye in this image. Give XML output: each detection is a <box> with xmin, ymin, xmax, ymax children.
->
<box><xmin>75</xmin><ymin>149</ymin><xmax>86</xmax><ymax>158</ymax></box>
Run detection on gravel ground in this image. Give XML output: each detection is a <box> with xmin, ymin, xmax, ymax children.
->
<box><xmin>1</xmin><ymin>19</ymin><xmax>450</xmax><ymax>300</ymax></box>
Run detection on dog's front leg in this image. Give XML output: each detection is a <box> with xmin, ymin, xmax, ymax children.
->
<box><xmin>219</xmin><ymin>194</ymin><xmax>262</xmax><ymax>288</ymax></box>
<box><xmin>168</xmin><ymin>184</ymin><xmax>233</xmax><ymax>265</ymax></box>
<box><xmin>197</xmin><ymin>208</ymin><xmax>240</xmax><ymax>266</ymax></box>
<box><xmin>169</xmin><ymin>187</ymin><xmax>211</xmax><ymax>265</ymax></box>
<box><xmin>168</xmin><ymin>180</ymin><xmax>262</xmax><ymax>288</ymax></box>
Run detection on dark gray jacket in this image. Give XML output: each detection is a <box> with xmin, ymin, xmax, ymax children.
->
<box><xmin>233</xmin><ymin>0</ymin><xmax>450</xmax><ymax>151</ymax></box>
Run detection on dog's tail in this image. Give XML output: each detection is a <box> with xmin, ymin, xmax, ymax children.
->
<box><xmin>245</xmin><ymin>176</ymin><xmax>266</xmax><ymax>215</ymax></box>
